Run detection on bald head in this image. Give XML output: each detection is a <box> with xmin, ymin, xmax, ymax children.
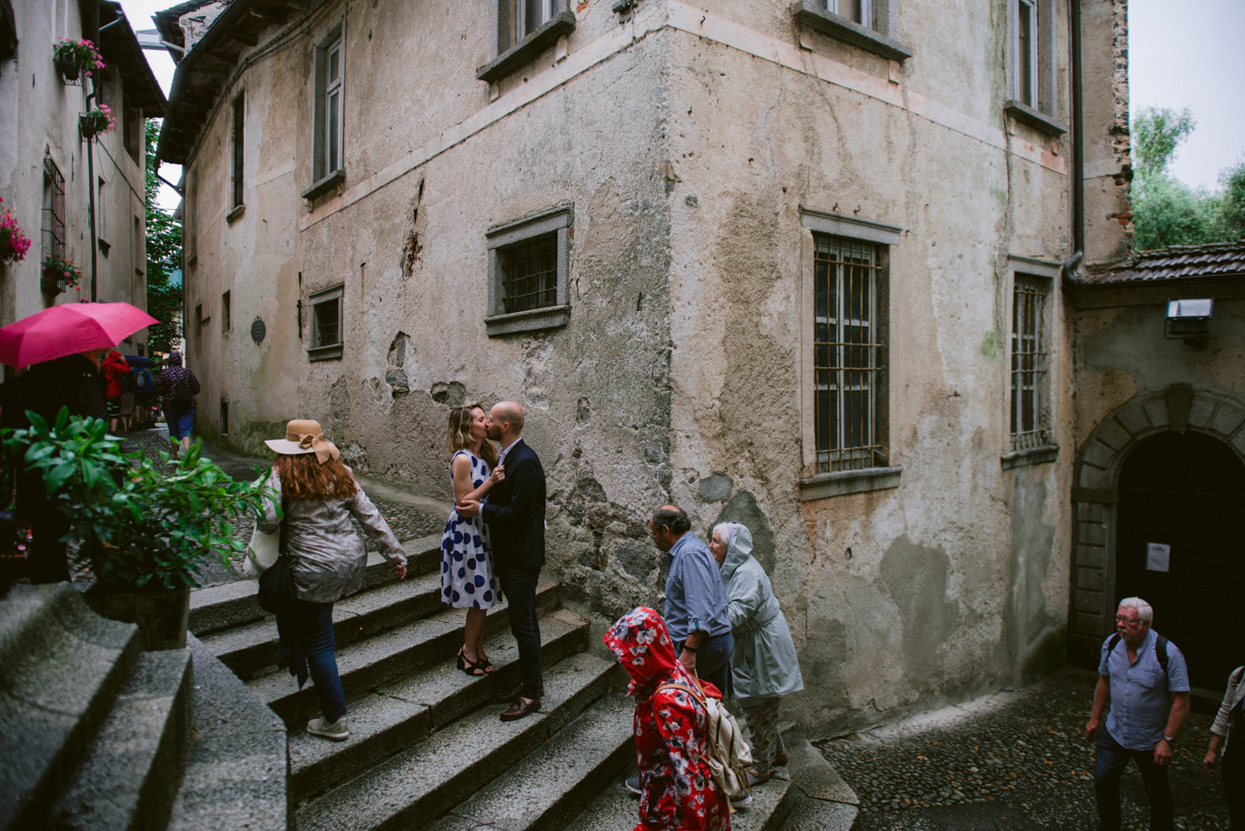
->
<box><xmin>487</xmin><ymin>401</ymin><xmax>525</xmax><ymax>444</ymax></box>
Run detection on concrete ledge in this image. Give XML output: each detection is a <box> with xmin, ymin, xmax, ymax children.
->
<box><xmin>167</xmin><ymin>635</ymin><xmax>287</xmax><ymax>831</ymax></box>
<box><xmin>799</xmin><ymin>467</ymin><xmax>902</xmax><ymax>501</ymax></box>
<box><xmin>1001</xmin><ymin>445</ymin><xmax>1059</xmax><ymax>470</ymax></box>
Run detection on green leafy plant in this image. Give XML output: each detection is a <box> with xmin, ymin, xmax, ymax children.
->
<box><xmin>81</xmin><ymin>104</ymin><xmax>116</xmax><ymax>137</ymax></box>
<box><xmin>2</xmin><ymin>408</ymin><xmax>270</xmax><ymax>592</ymax></box>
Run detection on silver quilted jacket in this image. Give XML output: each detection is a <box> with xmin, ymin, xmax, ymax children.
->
<box><xmin>258</xmin><ymin>469</ymin><xmax>406</xmax><ymax>604</ymax></box>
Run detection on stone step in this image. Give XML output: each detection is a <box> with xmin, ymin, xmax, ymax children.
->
<box><xmin>432</xmin><ymin>690</ymin><xmax>634</xmax><ymax>831</ymax></box>
<box><xmin>167</xmin><ymin>635</ymin><xmax>288</xmax><ymax>831</ymax></box>
<box><xmin>562</xmin><ymin>768</ymin><xmax>796</xmax><ymax>831</ymax></box>
<box><xmin>0</xmin><ymin>584</ymin><xmax>140</xmax><ymax>831</ymax></box>
<box><xmin>49</xmin><ymin>648</ymin><xmax>194</xmax><ymax>830</ymax></box>
<box><xmin>288</xmin><ymin>609</ymin><xmax>593</xmax><ymax>803</ymax></box>
<box><xmin>201</xmin><ymin>572</ymin><xmax>445</xmax><ymax>679</ymax></box>
<box><xmin>246</xmin><ymin>578</ymin><xmax>562</xmax><ymax>725</ymax></box>
<box><xmin>188</xmin><ymin>537</ymin><xmax>441</xmax><ymax>636</ymax></box>
<box><xmin>294</xmin><ymin>651</ymin><xmax>620</xmax><ymax>831</ymax></box>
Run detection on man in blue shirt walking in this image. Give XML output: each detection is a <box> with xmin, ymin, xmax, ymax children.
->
<box><xmin>650</xmin><ymin>505</ymin><xmax>734</xmax><ymax>694</ymax></box>
<box><xmin>1085</xmin><ymin>597</ymin><xmax>1191</xmax><ymax>831</ymax></box>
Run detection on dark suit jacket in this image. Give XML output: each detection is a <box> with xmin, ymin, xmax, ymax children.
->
<box><xmin>482</xmin><ymin>438</ymin><xmax>546</xmax><ymax>571</ymax></box>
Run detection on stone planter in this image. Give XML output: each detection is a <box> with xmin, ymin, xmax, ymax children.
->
<box><xmin>83</xmin><ymin>585</ymin><xmax>191</xmax><ymax>651</ymax></box>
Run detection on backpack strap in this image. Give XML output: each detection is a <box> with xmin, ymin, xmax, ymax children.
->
<box><xmin>1107</xmin><ymin>631</ymin><xmax>1169</xmax><ymax>684</ymax></box>
<box><xmin>655</xmin><ymin>681</ymin><xmax>706</xmax><ymax>708</ymax></box>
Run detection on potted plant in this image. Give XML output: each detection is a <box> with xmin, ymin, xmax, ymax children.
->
<box><xmin>1</xmin><ymin>409</ymin><xmax>269</xmax><ymax>649</ymax></box>
<box><xmin>53</xmin><ymin>38</ymin><xmax>104</xmax><ymax>82</ymax></box>
<box><xmin>0</xmin><ymin>197</ymin><xmax>32</xmax><ymax>265</ymax></box>
<box><xmin>80</xmin><ymin>104</ymin><xmax>115</xmax><ymax>139</ymax></box>
<box><xmin>41</xmin><ymin>253</ymin><xmax>83</xmax><ymax>293</ymax></box>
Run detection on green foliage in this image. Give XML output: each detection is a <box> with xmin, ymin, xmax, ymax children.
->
<box><xmin>2</xmin><ymin>408</ymin><xmax>270</xmax><ymax>593</ymax></box>
<box><xmin>1131</xmin><ymin>108</ymin><xmax>1245</xmax><ymax>251</ymax></box>
<box><xmin>145</xmin><ymin>120</ymin><xmax>183</xmax><ymax>351</ymax></box>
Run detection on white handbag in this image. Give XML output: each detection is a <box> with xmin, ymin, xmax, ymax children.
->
<box><xmin>244</xmin><ymin>524</ymin><xmax>280</xmax><ymax>578</ymax></box>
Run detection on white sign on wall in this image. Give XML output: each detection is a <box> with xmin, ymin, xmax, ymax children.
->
<box><xmin>1146</xmin><ymin>543</ymin><xmax>1171</xmax><ymax>572</ymax></box>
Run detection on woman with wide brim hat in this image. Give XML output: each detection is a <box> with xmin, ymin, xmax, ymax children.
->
<box><xmin>258</xmin><ymin>419</ymin><xmax>408</xmax><ymax>741</ymax></box>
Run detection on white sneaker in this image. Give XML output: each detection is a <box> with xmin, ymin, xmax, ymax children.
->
<box><xmin>730</xmin><ymin>790</ymin><xmax>753</xmax><ymax>809</ymax></box>
<box><xmin>307</xmin><ymin>716</ymin><xmax>349</xmax><ymax>741</ymax></box>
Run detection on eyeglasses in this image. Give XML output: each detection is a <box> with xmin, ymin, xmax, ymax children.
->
<box><xmin>1115</xmin><ymin>615</ymin><xmax>1143</xmax><ymax>625</ymax></box>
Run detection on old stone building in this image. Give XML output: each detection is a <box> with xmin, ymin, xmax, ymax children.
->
<box><xmin>1067</xmin><ymin>241</ymin><xmax>1245</xmax><ymax>692</ymax></box>
<box><xmin>158</xmin><ymin>0</ymin><xmax>1130</xmax><ymax>734</ymax></box>
<box><xmin>0</xmin><ymin>1</ymin><xmax>164</xmax><ymax>348</ymax></box>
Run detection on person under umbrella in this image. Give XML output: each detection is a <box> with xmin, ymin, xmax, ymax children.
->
<box><xmin>0</xmin><ymin>302</ymin><xmax>156</xmax><ymax>583</ymax></box>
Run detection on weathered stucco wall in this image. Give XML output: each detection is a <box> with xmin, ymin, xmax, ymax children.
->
<box><xmin>175</xmin><ymin>0</ymin><xmax>1108</xmax><ymax>737</ymax></box>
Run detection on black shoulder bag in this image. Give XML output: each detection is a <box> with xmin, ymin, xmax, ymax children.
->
<box><xmin>258</xmin><ymin>496</ymin><xmax>298</xmax><ymax>615</ymax></box>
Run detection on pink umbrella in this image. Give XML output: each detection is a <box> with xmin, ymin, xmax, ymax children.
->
<box><xmin>0</xmin><ymin>302</ymin><xmax>160</xmax><ymax>369</ymax></box>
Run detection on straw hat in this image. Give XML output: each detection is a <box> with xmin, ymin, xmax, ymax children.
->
<box><xmin>264</xmin><ymin>419</ymin><xmax>340</xmax><ymax>463</ymax></box>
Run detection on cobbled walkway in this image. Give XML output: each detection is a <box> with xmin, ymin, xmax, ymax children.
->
<box><xmin>817</xmin><ymin>666</ymin><xmax>1229</xmax><ymax>830</ymax></box>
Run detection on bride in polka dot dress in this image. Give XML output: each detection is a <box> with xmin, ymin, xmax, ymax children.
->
<box><xmin>440</xmin><ymin>404</ymin><xmax>504</xmax><ymax>676</ymax></box>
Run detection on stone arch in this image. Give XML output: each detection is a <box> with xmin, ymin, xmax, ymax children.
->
<box><xmin>1067</xmin><ymin>385</ymin><xmax>1245</xmax><ymax>667</ymax></box>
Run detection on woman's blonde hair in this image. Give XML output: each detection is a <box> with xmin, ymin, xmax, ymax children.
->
<box><xmin>273</xmin><ymin>453</ymin><xmax>358</xmax><ymax>500</ymax></box>
<box><xmin>446</xmin><ymin>403</ymin><xmax>498</xmax><ymax>467</ymax></box>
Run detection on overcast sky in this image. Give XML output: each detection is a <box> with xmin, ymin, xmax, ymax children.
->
<box><xmin>121</xmin><ymin>0</ymin><xmax>1245</xmax><ymax>200</ymax></box>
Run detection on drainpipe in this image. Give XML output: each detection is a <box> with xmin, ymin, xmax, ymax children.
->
<box><xmin>84</xmin><ymin>87</ymin><xmax>98</xmax><ymax>302</ymax></box>
<box><xmin>1070</xmin><ymin>0</ymin><xmax>1084</xmax><ymax>257</ymax></box>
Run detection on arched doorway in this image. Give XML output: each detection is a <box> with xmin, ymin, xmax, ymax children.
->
<box><xmin>1115</xmin><ymin>431</ymin><xmax>1245</xmax><ymax>689</ymax></box>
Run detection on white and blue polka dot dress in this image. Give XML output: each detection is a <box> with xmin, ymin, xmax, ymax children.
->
<box><xmin>440</xmin><ymin>450</ymin><xmax>500</xmax><ymax>609</ymax></box>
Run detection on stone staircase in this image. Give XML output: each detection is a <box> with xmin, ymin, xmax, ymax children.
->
<box><xmin>189</xmin><ymin>532</ymin><xmax>802</xmax><ymax>831</ymax></box>
<box><xmin>0</xmin><ymin>532</ymin><xmax>856</xmax><ymax>830</ymax></box>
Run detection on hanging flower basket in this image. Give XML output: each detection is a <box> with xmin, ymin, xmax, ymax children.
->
<box><xmin>42</xmin><ymin>253</ymin><xmax>83</xmax><ymax>293</ymax></box>
<box><xmin>53</xmin><ymin>38</ymin><xmax>104</xmax><ymax>82</ymax></box>
<box><xmin>80</xmin><ymin>105</ymin><xmax>115</xmax><ymax>139</ymax></box>
<box><xmin>0</xmin><ymin>197</ymin><xmax>33</xmax><ymax>265</ymax></box>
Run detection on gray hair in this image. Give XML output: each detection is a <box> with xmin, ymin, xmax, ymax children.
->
<box><xmin>711</xmin><ymin>522</ymin><xmax>733</xmax><ymax>547</ymax></box>
<box><xmin>1118</xmin><ymin>597</ymin><xmax>1153</xmax><ymax>624</ymax></box>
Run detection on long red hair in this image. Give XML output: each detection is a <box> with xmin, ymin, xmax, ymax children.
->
<box><xmin>273</xmin><ymin>453</ymin><xmax>358</xmax><ymax>500</ymax></box>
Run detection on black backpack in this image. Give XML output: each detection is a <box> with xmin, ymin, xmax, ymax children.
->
<box><xmin>1106</xmin><ymin>632</ymin><xmax>1169</xmax><ymax>683</ymax></box>
<box><xmin>169</xmin><ymin>376</ymin><xmax>193</xmax><ymax>410</ymax></box>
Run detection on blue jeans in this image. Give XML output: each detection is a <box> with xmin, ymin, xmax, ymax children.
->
<box><xmin>676</xmin><ymin>631</ymin><xmax>733</xmax><ymax>696</ymax></box>
<box><xmin>499</xmin><ymin>567</ymin><xmax>543</xmax><ymax>700</ymax></box>
<box><xmin>278</xmin><ymin>599</ymin><xmax>346</xmax><ymax>722</ymax></box>
<box><xmin>1094</xmin><ymin>726</ymin><xmax>1173</xmax><ymax>831</ymax></box>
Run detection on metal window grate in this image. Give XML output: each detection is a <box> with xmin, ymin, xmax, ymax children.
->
<box><xmin>313</xmin><ymin>297</ymin><xmax>341</xmax><ymax>348</ymax></box>
<box><xmin>42</xmin><ymin>157</ymin><xmax>65</xmax><ymax>260</ymax></box>
<box><xmin>814</xmin><ymin>235</ymin><xmax>884</xmax><ymax>473</ymax></box>
<box><xmin>500</xmin><ymin>234</ymin><xmax>557</xmax><ymax>314</ymax></box>
<box><xmin>1011</xmin><ymin>275</ymin><xmax>1050</xmax><ymax>450</ymax></box>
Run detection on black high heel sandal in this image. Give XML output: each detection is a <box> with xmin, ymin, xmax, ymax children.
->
<box><xmin>459</xmin><ymin>649</ymin><xmax>487</xmax><ymax>677</ymax></box>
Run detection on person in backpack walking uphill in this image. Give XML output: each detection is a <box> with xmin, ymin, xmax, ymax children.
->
<box><xmin>1085</xmin><ymin>597</ymin><xmax>1191</xmax><ymax>831</ymax></box>
<box><xmin>154</xmin><ymin>351</ymin><xmax>199</xmax><ymax>455</ymax></box>
<box><xmin>604</xmin><ymin>607</ymin><xmax>730</xmax><ymax>831</ymax></box>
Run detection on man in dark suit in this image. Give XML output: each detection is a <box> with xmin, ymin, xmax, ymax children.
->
<box><xmin>458</xmin><ymin>401</ymin><xmax>545</xmax><ymax>721</ymax></box>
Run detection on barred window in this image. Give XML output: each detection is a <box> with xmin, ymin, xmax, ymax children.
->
<box><xmin>1010</xmin><ymin>275</ymin><xmax>1050</xmax><ymax>450</ymax></box>
<box><xmin>485</xmin><ymin>206</ymin><xmax>571</xmax><ymax>336</ymax></box>
<box><xmin>814</xmin><ymin>235</ymin><xmax>885</xmax><ymax>472</ymax></box>
<box><xmin>500</xmin><ymin>234</ymin><xmax>557</xmax><ymax>314</ymax></box>
<box><xmin>42</xmin><ymin>156</ymin><xmax>66</xmax><ymax>260</ymax></box>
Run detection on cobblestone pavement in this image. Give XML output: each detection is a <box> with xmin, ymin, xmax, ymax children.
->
<box><xmin>67</xmin><ymin>427</ymin><xmax>445</xmax><ymax>589</ymax></box>
<box><xmin>816</xmin><ymin>666</ymin><xmax>1228</xmax><ymax>830</ymax></box>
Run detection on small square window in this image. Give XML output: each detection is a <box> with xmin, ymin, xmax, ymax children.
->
<box><xmin>485</xmin><ymin>206</ymin><xmax>572</xmax><ymax>336</ymax></box>
<box><xmin>309</xmin><ymin>284</ymin><xmax>344</xmax><ymax>361</ymax></box>
<box><xmin>479</xmin><ymin>0</ymin><xmax>575</xmax><ymax>83</ymax></box>
<box><xmin>790</xmin><ymin>0</ymin><xmax>912</xmax><ymax>62</ymax></box>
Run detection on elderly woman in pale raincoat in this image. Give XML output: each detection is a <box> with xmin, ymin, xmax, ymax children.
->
<box><xmin>709</xmin><ymin>521</ymin><xmax>803</xmax><ymax>786</ymax></box>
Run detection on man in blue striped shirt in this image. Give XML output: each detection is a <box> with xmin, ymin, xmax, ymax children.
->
<box><xmin>1085</xmin><ymin>597</ymin><xmax>1190</xmax><ymax>831</ymax></box>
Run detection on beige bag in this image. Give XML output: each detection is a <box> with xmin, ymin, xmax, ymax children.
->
<box><xmin>654</xmin><ymin>676</ymin><xmax>754</xmax><ymax>800</ymax></box>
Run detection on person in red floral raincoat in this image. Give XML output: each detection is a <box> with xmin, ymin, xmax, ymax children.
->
<box><xmin>604</xmin><ymin>606</ymin><xmax>731</xmax><ymax>831</ymax></box>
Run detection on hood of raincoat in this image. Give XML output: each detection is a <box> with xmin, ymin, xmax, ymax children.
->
<box><xmin>718</xmin><ymin>521</ymin><xmax>753</xmax><ymax>581</ymax></box>
<box><xmin>603</xmin><ymin>606</ymin><xmax>683</xmax><ymax>696</ymax></box>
